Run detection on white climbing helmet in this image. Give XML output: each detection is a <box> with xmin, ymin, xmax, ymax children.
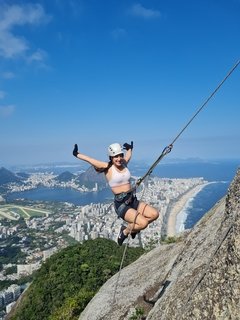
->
<box><xmin>108</xmin><ymin>143</ymin><xmax>123</xmax><ymax>157</ymax></box>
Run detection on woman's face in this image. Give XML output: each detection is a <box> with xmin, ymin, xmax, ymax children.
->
<box><xmin>112</xmin><ymin>153</ymin><xmax>124</xmax><ymax>166</ymax></box>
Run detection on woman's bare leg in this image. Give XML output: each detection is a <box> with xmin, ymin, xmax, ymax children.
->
<box><xmin>137</xmin><ymin>202</ymin><xmax>159</xmax><ymax>223</ymax></box>
<box><xmin>123</xmin><ymin>203</ymin><xmax>159</xmax><ymax>234</ymax></box>
<box><xmin>123</xmin><ymin>208</ymin><xmax>149</xmax><ymax>235</ymax></box>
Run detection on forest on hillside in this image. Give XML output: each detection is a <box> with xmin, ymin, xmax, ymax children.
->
<box><xmin>10</xmin><ymin>238</ymin><xmax>145</xmax><ymax>320</ymax></box>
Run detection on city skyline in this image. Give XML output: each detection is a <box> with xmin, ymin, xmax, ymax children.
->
<box><xmin>0</xmin><ymin>0</ymin><xmax>240</xmax><ymax>166</ymax></box>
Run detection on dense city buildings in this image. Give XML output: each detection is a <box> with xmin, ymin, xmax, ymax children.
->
<box><xmin>0</xmin><ymin>171</ymin><xmax>208</xmax><ymax>318</ymax></box>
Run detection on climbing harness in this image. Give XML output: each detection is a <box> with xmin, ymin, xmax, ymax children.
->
<box><xmin>112</xmin><ymin>175</ymin><xmax>157</xmax><ymax>304</ymax></box>
<box><xmin>112</xmin><ymin>59</ymin><xmax>240</xmax><ymax>303</ymax></box>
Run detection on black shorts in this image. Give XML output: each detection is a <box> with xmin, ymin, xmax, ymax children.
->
<box><xmin>114</xmin><ymin>191</ymin><xmax>139</xmax><ymax>219</ymax></box>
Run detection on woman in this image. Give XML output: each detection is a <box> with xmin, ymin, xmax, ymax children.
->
<box><xmin>73</xmin><ymin>142</ymin><xmax>159</xmax><ymax>245</ymax></box>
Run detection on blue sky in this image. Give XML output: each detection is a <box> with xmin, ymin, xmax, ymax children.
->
<box><xmin>0</xmin><ymin>0</ymin><xmax>240</xmax><ymax>166</ymax></box>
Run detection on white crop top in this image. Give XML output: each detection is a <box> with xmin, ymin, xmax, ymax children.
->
<box><xmin>108</xmin><ymin>165</ymin><xmax>131</xmax><ymax>188</ymax></box>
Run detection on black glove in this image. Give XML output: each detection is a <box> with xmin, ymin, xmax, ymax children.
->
<box><xmin>123</xmin><ymin>141</ymin><xmax>133</xmax><ymax>151</ymax></box>
<box><xmin>73</xmin><ymin>144</ymin><xmax>79</xmax><ymax>157</ymax></box>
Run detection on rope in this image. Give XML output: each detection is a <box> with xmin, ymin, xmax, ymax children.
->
<box><xmin>112</xmin><ymin>178</ymin><xmax>150</xmax><ymax>303</ymax></box>
<box><xmin>112</xmin><ymin>237</ymin><xmax>129</xmax><ymax>303</ymax></box>
<box><xmin>136</xmin><ymin>145</ymin><xmax>172</xmax><ymax>187</ymax></box>
<box><xmin>112</xmin><ymin>211</ymin><xmax>139</xmax><ymax>303</ymax></box>
<box><xmin>112</xmin><ymin>59</ymin><xmax>240</xmax><ymax>304</ymax></box>
<box><xmin>171</xmin><ymin>59</ymin><xmax>240</xmax><ymax>145</ymax></box>
<box><xmin>137</xmin><ymin>59</ymin><xmax>240</xmax><ymax>187</ymax></box>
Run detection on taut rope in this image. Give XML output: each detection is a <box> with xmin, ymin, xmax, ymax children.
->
<box><xmin>137</xmin><ymin>59</ymin><xmax>240</xmax><ymax>187</ymax></box>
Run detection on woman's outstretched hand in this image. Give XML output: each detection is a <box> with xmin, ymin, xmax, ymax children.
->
<box><xmin>123</xmin><ymin>141</ymin><xmax>133</xmax><ymax>151</ymax></box>
<box><xmin>73</xmin><ymin>144</ymin><xmax>79</xmax><ymax>157</ymax></box>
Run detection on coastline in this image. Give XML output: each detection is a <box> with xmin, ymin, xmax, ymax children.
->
<box><xmin>166</xmin><ymin>182</ymin><xmax>211</xmax><ymax>237</ymax></box>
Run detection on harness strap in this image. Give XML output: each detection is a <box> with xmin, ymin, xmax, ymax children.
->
<box><xmin>141</xmin><ymin>203</ymin><xmax>148</xmax><ymax>217</ymax></box>
<box><xmin>125</xmin><ymin>192</ymin><xmax>133</xmax><ymax>205</ymax></box>
<box><xmin>114</xmin><ymin>190</ymin><xmax>134</xmax><ymax>204</ymax></box>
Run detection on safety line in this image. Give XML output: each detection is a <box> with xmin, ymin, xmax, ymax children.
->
<box><xmin>137</xmin><ymin>59</ymin><xmax>240</xmax><ymax>187</ymax></box>
<box><xmin>112</xmin><ymin>183</ymin><xmax>148</xmax><ymax>303</ymax></box>
<box><xmin>112</xmin><ymin>236</ymin><xmax>129</xmax><ymax>303</ymax></box>
<box><xmin>112</xmin><ymin>210</ymin><xmax>139</xmax><ymax>303</ymax></box>
<box><xmin>171</xmin><ymin>59</ymin><xmax>240</xmax><ymax>146</ymax></box>
<box><xmin>112</xmin><ymin>59</ymin><xmax>240</xmax><ymax>304</ymax></box>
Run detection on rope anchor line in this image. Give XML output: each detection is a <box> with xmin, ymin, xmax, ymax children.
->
<box><xmin>112</xmin><ymin>59</ymin><xmax>240</xmax><ymax>304</ymax></box>
<box><xmin>137</xmin><ymin>59</ymin><xmax>240</xmax><ymax>187</ymax></box>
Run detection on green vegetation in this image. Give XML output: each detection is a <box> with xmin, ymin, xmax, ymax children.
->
<box><xmin>22</xmin><ymin>208</ymin><xmax>47</xmax><ymax>217</ymax></box>
<box><xmin>160</xmin><ymin>235</ymin><xmax>183</xmax><ymax>244</ymax></box>
<box><xmin>4</xmin><ymin>265</ymin><xmax>17</xmax><ymax>275</ymax></box>
<box><xmin>11</xmin><ymin>238</ymin><xmax>145</xmax><ymax>320</ymax></box>
<box><xmin>0</xmin><ymin>280</ymin><xmax>13</xmax><ymax>291</ymax></box>
<box><xmin>129</xmin><ymin>307</ymin><xmax>145</xmax><ymax>320</ymax></box>
<box><xmin>0</xmin><ymin>273</ymin><xmax>34</xmax><ymax>291</ymax></box>
<box><xmin>144</xmin><ymin>234</ymin><xmax>160</xmax><ymax>251</ymax></box>
<box><xmin>0</xmin><ymin>246</ymin><xmax>26</xmax><ymax>265</ymax></box>
<box><xmin>61</xmin><ymin>233</ymin><xmax>79</xmax><ymax>246</ymax></box>
<box><xmin>0</xmin><ymin>204</ymin><xmax>50</xmax><ymax>220</ymax></box>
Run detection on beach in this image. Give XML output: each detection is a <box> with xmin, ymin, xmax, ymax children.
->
<box><xmin>166</xmin><ymin>182</ymin><xmax>210</xmax><ymax>237</ymax></box>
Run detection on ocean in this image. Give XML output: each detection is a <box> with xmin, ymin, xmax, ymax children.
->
<box><xmin>176</xmin><ymin>181</ymin><xmax>229</xmax><ymax>232</ymax></box>
<box><xmin>6</xmin><ymin>160</ymin><xmax>240</xmax><ymax>231</ymax></box>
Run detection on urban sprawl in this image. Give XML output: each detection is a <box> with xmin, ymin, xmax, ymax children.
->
<box><xmin>0</xmin><ymin>172</ymin><xmax>207</xmax><ymax>318</ymax></box>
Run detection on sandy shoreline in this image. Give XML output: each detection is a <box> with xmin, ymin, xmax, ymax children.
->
<box><xmin>166</xmin><ymin>182</ymin><xmax>210</xmax><ymax>237</ymax></box>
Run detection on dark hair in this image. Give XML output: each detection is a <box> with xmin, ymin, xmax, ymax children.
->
<box><xmin>94</xmin><ymin>160</ymin><xmax>112</xmax><ymax>173</ymax></box>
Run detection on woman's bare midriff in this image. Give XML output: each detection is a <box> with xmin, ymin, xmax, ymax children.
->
<box><xmin>111</xmin><ymin>183</ymin><xmax>132</xmax><ymax>195</ymax></box>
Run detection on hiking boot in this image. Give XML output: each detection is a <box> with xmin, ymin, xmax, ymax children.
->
<box><xmin>117</xmin><ymin>226</ymin><xmax>128</xmax><ymax>246</ymax></box>
<box><xmin>131</xmin><ymin>231</ymin><xmax>140</xmax><ymax>239</ymax></box>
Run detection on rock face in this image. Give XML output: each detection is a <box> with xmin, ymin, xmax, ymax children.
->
<box><xmin>79</xmin><ymin>169</ymin><xmax>240</xmax><ymax>320</ymax></box>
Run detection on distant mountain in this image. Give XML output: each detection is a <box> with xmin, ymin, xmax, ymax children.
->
<box><xmin>53</xmin><ymin>167</ymin><xmax>107</xmax><ymax>189</ymax></box>
<box><xmin>0</xmin><ymin>166</ymin><xmax>107</xmax><ymax>190</ymax></box>
<box><xmin>75</xmin><ymin>166</ymin><xmax>107</xmax><ymax>189</ymax></box>
<box><xmin>0</xmin><ymin>167</ymin><xmax>23</xmax><ymax>185</ymax></box>
<box><xmin>54</xmin><ymin>171</ymin><xmax>76</xmax><ymax>182</ymax></box>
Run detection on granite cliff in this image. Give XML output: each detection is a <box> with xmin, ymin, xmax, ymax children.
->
<box><xmin>79</xmin><ymin>169</ymin><xmax>240</xmax><ymax>320</ymax></box>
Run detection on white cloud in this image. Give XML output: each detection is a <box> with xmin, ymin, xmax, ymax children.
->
<box><xmin>27</xmin><ymin>48</ymin><xmax>48</xmax><ymax>63</ymax></box>
<box><xmin>0</xmin><ymin>29</ymin><xmax>28</xmax><ymax>58</ymax></box>
<box><xmin>129</xmin><ymin>3</ymin><xmax>161</xmax><ymax>19</ymax></box>
<box><xmin>0</xmin><ymin>105</ymin><xmax>15</xmax><ymax>117</ymax></box>
<box><xmin>0</xmin><ymin>3</ymin><xmax>50</xmax><ymax>59</ymax></box>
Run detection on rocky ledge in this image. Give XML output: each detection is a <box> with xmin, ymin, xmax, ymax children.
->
<box><xmin>79</xmin><ymin>168</ymin><xmax>240</xmax><ymax>320</ymax></box>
